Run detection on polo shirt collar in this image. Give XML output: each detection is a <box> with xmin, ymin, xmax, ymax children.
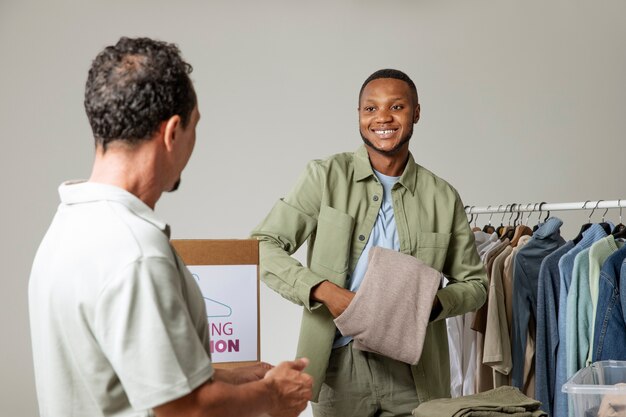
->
<box><xmin>353</xmin><ymin>145</ymin><xmax>418</xmax><ymax>194</ymax></box>
<box><xmin>58</xmin><ymin>180</ymin><xmax>171</xmax><ymax>237</ymax></box>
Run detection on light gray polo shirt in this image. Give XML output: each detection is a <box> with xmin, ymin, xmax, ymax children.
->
<box><xmin>29</xmin><ymin>181</ymin><xmax>214</xmax><ymax>416</ymax></box>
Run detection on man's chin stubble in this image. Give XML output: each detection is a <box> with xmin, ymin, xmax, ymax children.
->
<box><xmin>360</xmin><ymin>130</ymin><xmax>413</xmax><ymax>156</ymax></box>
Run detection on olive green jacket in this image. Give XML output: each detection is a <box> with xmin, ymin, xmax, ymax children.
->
<box><xmin>251</xmin><ymin>146</ymin><xmax>487</xmax><ymax>402</ymax></box>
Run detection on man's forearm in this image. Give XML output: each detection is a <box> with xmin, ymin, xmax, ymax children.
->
<box><xmin>211</xmin><ymin>368</ymin><xmax>237</xmax><ymax>384</ymax></box>
<box><xmin>310</xmin><ymin>280</ymin><xmax>334</xmax><ymax>304</ymax></box>
<box><xmin>154</xmin><ymin>359</ymin><xmax>312</xmax><ymax>417</ymax></box>
<box><xmin>154</xmin><ymin>378</ymin><xmax>275</xmax><ymax>417</ymax></box>
<box><xmin>311</xmin><ymin>280</ymin><xmax>355</xmax><ymax>318</ymax></box>
<box><xmin>212</xmin><ymin>362</ymin><xmax>273</xmax><ymax>385</ymax></box>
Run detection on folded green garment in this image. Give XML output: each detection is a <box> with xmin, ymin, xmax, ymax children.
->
<box><xmin>412</xmin><ymin>386</ymin><xmax>547</xmax><ymax>417</ymax></box>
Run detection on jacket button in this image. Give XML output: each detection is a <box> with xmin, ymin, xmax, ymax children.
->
<box><xmin>358</xmin><ymin>235</ymin><xmax>365</xmax><ymax>241</ymax></box>
<box><xmin>373</xmin><ymin>195</ymin><xmax>379</xmax><ymax>202</ymax></box>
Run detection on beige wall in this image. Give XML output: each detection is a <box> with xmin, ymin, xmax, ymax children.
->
<box><xmin>2</xmin><ymin>1</ymin><xmax>625</xmax><ymax>415</ymax></box>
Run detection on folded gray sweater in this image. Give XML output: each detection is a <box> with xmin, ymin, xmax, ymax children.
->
<box><xmin>334</xmin><ymin>246</ymin><xmax>441</xmax><ymax>365</ymax></box>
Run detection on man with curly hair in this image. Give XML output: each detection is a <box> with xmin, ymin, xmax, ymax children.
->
<box><xmin>29</xmin><ymin>37</ymin><xmax>312</xmax><ymax>417</ymax></box>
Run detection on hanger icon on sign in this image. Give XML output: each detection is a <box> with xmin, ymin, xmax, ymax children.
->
<box><xmin>192</xmin><ymin>273</ymin><xmax>233</xmax><ymax>318</ymax></box>
<box><xmin>204</xmin><ymin>297</ymin><xmax>233</xmax><ymax>318</ymax></box>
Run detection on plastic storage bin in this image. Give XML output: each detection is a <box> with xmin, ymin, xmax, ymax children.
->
<box><xmin>562</xmin><ymin>360</ymin><xmax>626</xmax><ymax>417</ymax></box>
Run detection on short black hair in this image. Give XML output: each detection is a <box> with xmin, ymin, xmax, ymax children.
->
<box><xmin>359</xmin><ymin>69</ymin><xmax>418</xmax><ymax>106</ymax></box>
<box><xmin>84</xmin><ymin>37</ymin><xmax>196</xmax><ymax>149</ymax></box>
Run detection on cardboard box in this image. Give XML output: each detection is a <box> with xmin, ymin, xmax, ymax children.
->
<box><xmin>171</xmin><ymin>239</ymin><xmax>260</xmax><ymax>369</ymax></box>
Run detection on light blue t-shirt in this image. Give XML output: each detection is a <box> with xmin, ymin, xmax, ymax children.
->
<box><xmin>333</xmin><ymin>169</ymin><xmax>400</xmax><ymax>348</ymax></box>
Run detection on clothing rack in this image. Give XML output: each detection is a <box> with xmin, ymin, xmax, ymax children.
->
<box><xmin>465</xmin><ymin>200</ymin><xmax>626</xmax><ymax>215</ymax></box>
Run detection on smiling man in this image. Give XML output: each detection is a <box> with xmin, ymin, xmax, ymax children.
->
<box><xmin>251</xmin><ymin>69</ymin><xmax>488</xmax><ymax>416</ymax></box>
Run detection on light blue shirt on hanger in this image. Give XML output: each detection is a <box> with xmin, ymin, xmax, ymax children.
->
<box><xmin>554</xmin><ymin>223</ymin><xmax>611</xmax><ymax>417</ymax></box>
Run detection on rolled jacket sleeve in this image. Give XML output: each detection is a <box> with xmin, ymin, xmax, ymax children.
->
<box><xmin>251</xmin><ymin>161</ymin><xmax>328</xmax><ymax>311</ymax></box>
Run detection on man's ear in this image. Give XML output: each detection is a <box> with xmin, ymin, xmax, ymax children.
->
<box><xmin>413</xmin><ymin>103</ymin><xmax>420</xmax><ymax>124</ymax></box>
<box><xmin>162</xmin><ymin>115</ymin><xmax>182</xmax><ymax>152</ymax></box>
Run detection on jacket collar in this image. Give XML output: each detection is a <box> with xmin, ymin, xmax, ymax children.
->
<box><xmin>533</xmin><ymin>216</ymin><xmax>563</xmax><ymax>240</ymax></box>
<box><xmin>353</xmin><ymin>145</ymin><xmax>418</xmax><ymax>195</ymax></box>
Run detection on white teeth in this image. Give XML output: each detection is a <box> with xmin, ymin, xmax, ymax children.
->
<box><xmin>375</xmin><ymin>129</ymin><xmax>395</xmax><ymax>134</ymax></box>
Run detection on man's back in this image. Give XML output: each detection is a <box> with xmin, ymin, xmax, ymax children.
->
<box><xmin>28</xmin><ymin>36</ymin><xmax>312</xmax><ymax>417</ymax></box>
<box><xmin>29</xmin><ymin>181</ymin><xmax>213</xmax><ymax>416</ymax></box>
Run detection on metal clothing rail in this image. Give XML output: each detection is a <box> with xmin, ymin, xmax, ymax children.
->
<box><xmin>465</xmin><ymin>200</ymin><xmax>626</xmax><ymax>215</ymax></box>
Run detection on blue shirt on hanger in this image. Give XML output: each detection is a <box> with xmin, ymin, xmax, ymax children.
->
<box><xmin>535</xmin><ymin>240</ymin><xmax>575</xmax><ymax>416</ymax></box>
<box><xmin>592</xmin><ymin>244</ymin><xmax>626</xmax><ymax>361</ymax></box>
<box><xmin>510</xmin><ymin>217</ymin><xmax>565</xmax><ymax>390</ymax></box>
<box><xmin>553</xmin><ymin>223</ymin><xmax>610</xmax><ymax>417</ymax></box>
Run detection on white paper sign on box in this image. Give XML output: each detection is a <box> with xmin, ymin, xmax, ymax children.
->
<box><xmin>187</xmin><ymin>264</ymin><xmax>258</xmax><ymax>363</ymax></box>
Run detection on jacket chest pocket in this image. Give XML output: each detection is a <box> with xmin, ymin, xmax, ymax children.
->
<box><xmin>416</xmin><ymin>232</ymin><xmax>451</xmax><ymax>271</ymax></box>
<box><xmin>310</xmin><ymin>205</ymin><xmax>355</xmax><ymax>275</ymax></box>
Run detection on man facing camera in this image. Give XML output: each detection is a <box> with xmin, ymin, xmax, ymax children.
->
<box><xmin>29</xmin><ymin>37</ymin><xmax>311</xmax><ymax>417</ymax></box>
<box><xmin>251</xmin><ymin>69</ymin><xmax>487</xmax><ymax>417</ymax></box>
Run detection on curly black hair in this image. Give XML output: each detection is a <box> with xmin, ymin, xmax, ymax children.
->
<box><xmin>84</xmin><ymin>37</ymin><xmax>196</xmax><ymax>149</ymax></box>
<box><xmin>359</xmin><ymin>69</ymin><xmax>418</xmax><ymax>106</ymax></box>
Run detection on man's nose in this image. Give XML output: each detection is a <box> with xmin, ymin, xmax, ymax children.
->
<box><xmin>376</xmin><ymin>109</ymin><xmax>393</xmax><ymax>123</ymax></box>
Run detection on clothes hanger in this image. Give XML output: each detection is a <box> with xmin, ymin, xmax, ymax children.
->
<box><xmin>572</xmin><ymin>201</ymin><xmax>593</xmax><ymax>244</ymax></box>
<box><xmin>496</xmin><ymin>205</ymin><xmax>508</xmax><ymax>237</ymax></box>
<box><xmin>601</xmin><ymin>206</ymin><xmax>611</xmax><ymax>234</ymax></box>
<box><xmin>498</xmin><ymin>203</ymin><xmax>518</xmax><ymax>241</ymax></box>
<box><xmin>510</xmin><ymin>203</ymin><xmax>534</xmax><ymax>247</ymax></box>
<box><xmin>499</xmin><ymin>204</ymin><xmax>516</xmax><ymax>241</ymax></box>
<box><xmin>525</xmin><ymin>203</ymin><xmax>538</xmax><ymax>228</ymax></box>
<box><xmin>507</xmin><ymin>207</ymin><xmax>520</xmax><ymax>240</ymax></box>
<box><xmin>496</xmin><ymin>204</ymin><xmax>511</xmax><ymax>237</ymax></box>
<box><xmin>465</xmin><ymin>208</ymin><xmax>479</xmax><ymax>233</ymax></box>
<box><xmin>482</xmin><ymin>205</ymin><xmax>497</xmax><ymax>234</ymax></box>
<box><xmin>525</xmin><ymin>203</ymin><xmax>537</xmax><ymax>233</ymax></box>
<box><xmin>470</xmin><ymin>207</ymin><xmax>482</xmax><ymax>232</ymax></box>
<box><xmin>465</xmin><ymin>205</ymin><xmax>473</xmax><ymax>227</ymax></box>
<box><xmin>522</xmin><ymin>204</ymin><xmax>536</xmax><ymax>229</ymax></box>
<box><xmin>612</xmin><ymin>200</ymin><xmax>626</xmax><ymax>238</ymax></box>
<box><xmin>532</xmin><ymin>202</ymin><xmax>547</xmax><ymax>232</ymax></box>
<box><xmin>614</xmin><ymin>227</ymin><xmax>626</xmax><ymax>239</ymax></box>
<box><xmin>594</xmin><ymin>200</ymin><xmax>613</xmax><ymax>235</ymax></box>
